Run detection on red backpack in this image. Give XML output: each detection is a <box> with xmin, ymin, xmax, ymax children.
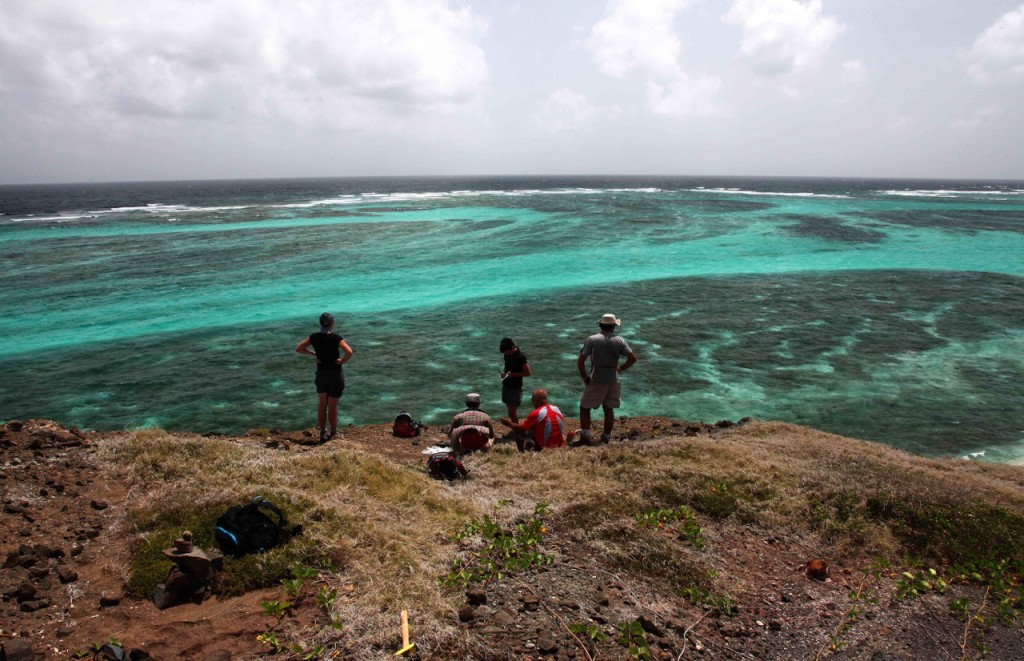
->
<box><xmin>392</xmin><ymin>411</ymin><xmax>422</xmax><ymax>438</ymax></box>
<box><xmin>427</xmin><ymin>452</ymin><xmax>468</xmax><ymax>481</ymax></box>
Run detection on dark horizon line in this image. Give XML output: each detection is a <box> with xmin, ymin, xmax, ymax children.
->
<box><xmin>3</xmin><ymin>172</ymin><xmax>1024</xmax><ymax>188</ymax></box>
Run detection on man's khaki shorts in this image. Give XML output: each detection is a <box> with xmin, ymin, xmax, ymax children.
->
<box><xmin>580</xmin><ymin>380</ymin><xmax>621</xmax><ymax>409</ymax></box>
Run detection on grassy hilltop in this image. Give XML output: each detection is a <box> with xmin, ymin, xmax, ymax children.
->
<box><xmin>1</xmin><ymin>417</ymin><xmax>1023</xmax><ymax>660</ymax></box>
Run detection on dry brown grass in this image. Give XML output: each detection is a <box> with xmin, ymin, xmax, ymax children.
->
<box><xmin>92</xmin><ymin>420</ymin><xmax>1024</xmax><ymax>658</ymax></box>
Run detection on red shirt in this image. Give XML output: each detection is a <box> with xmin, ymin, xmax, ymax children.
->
<box><xmin>521</xmin><ymin>404</ymin><xmax>566</xmax><ymax>448</ymax></box>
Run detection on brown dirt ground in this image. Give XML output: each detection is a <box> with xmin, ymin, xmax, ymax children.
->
<box><xmin>2</xmin><ymin>417</ymin><xmax>1023</xmax><ymax>660</ymax></box>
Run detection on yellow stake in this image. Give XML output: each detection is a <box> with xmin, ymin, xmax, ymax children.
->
<box><xmin>395</xmin><ymin>609</ymin><xmax>416</xmax><ymax>656</ymax></box>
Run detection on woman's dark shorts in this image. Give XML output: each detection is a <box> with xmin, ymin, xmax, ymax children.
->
<box><xmin>315</xmin><ymin>370</ymin><xmax>345</xmax><ymax>398</ymax></box>
<box><xmin>501</xmin><ymin>384</ymin><xmax>523</xmax><ymax>407</ymax></box>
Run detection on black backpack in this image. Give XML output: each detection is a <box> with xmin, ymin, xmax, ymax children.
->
<box><xmin>427</xmin><ymin>452</ymin><xmax>468</xmax><ymax>481</ymax></box>
<box><xmin>214</xmin><ymin>496</ymin><xmax>288</xmax><ymax>556</ymax></box>
<box><xmin>393</xmin><ymin>411</ymin><xmax>423</xmax><ymax>438</ymax></box>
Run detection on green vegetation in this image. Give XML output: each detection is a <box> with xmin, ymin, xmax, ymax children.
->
<box><xmin>441</xmin><ymin>503</ymin><xmax>553</xmax><ymax>587</ymax></box>
<box><xmin>867</xmin><ymin>498</ymin><xmax>1024</xmax><ymax>570</ymax></box>
<box><xmin>679</xmin><ymin>585</ymin><xmax>737</xmax><ymax>614</ymax></box>
<box><xmin>124</xmin><ymin>496</ymin><xmax>323</xmax><ymax>597</ymax></box>
<box><xmin>635</xmin><ymin>504</ymin><xmax>705</xmax><ymax>549</ymax></box>
<box><xmin>616</xmin><ymin>620</ymin><xmax>653</xmax><ymax>660</ymax></box>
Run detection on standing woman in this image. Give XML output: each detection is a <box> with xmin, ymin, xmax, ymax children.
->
<box><xmin>295</xmin><ymin>312</ymin><xmax>353</xmax><ymax>443</ymax></box>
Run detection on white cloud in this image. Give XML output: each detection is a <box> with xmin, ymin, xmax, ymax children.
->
<box><xmin>646</xmin><ymin>75</ymin><xmax>723</xmax><ymax>118</ymax></box>
<box><xmin>951</xmin><ymin>105</ymin><xmax>1002</xmax><ymax>130</ymax></box>
<box><xmin>960</xmin><ymin>5</ymin><xmax>1024</xmax><ymax>83</ymax></box>
<box><xmin>723</xmin><ymin>0</ymin><xmax>844</xmax><ymax>76</ymax></box>
<box><xmin>530</xmin><ymin>88</ymin><xmax>616</xmax><ymax>132</ymax></box>
<box><xmin>0</xmin><ymin>0</ymin><xmax>489</xmax><ymax>132</ymax></box>
<box><xmin>885</xmin><ymin>115</ymin><xmax>912</xmax><ymax>133</ymax></box>
<box><xmin>842</xmin><ymin>59</ymin><xmax>867</xmax><ymax>83</ymax></box>
<box><xmin>587</xmin><ymin>0</ymin><xmax>723</xmax><ymax>118</ymax></box>
<box><xmin>587</xmin><ymin>0</ymin><xmax>693</xmax><ymax>79</ymax></box>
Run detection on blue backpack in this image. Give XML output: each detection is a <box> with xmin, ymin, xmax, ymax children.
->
<box><xmin>214</xmin><ymin>497</ymin><xmax>287</xmax><ymax>556</ymax></box>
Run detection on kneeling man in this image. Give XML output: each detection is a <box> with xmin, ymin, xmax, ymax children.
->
<box><xmin>447</xmin><ymin>393</ymin><xmax>495</xmax><ymax>453</ymax></box>
<box><xmin>500</xmin><ymin>389</ymin><xmax>566</xmax><ymax>452</ymax></box>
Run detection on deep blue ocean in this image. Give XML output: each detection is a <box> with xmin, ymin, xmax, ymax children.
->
<box><xmin>1</xmin><ymin>176</ymin><xmax>1022</xmax><ymax>461</ymax></box>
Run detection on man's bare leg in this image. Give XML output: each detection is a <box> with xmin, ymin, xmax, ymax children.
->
<box><xmin>602</xmin><ymin>404</ymin><xmax>615</xmax><ymax>442</ymax></box>
<box><xmin>577</xmin><ymin>407</ymin><xmax>594</xmax><ymax>444</ymax></box>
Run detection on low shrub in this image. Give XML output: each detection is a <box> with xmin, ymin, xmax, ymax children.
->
<box><xmin>126</xmin><ymin>495</ymin><xmax>325</xmax><ymax>597</ymax></box>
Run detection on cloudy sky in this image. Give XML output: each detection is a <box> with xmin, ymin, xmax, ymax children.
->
<box><xmin>1</xmin><ymin>0</ymin><xmax>1022</xmax><ymax>184</ymax></box>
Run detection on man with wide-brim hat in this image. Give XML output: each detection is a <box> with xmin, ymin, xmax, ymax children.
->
<box><xmin>575</xmin><ymin>313</ymin><xmax>638</xmax><ymax>444</ymax></box>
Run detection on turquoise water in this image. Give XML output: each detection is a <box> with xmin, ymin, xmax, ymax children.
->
<box><xmin>1</xmin><ymin>177</ymin><xmax>1022</xmax><ymax>460</ymax></box>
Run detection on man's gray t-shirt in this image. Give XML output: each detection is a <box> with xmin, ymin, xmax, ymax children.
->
<box><xmin>580</xmin><ymin>332</ymin><xmax>632</xmax><ymax>384</ymax></box>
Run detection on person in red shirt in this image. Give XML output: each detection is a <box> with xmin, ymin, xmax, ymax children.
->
<box><xmin>500</xmin><ymin>389</ymin><xmax>566</xmax><ymax>452</ymax></box>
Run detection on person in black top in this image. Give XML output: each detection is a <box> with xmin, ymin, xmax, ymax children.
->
<box><xmin>499</xmin><ymin>337</ymin><xmax>531</xmax><ymax>424</ymax></box>
<box><xmin>295</xmin><ymin>312</ymin><xmax>353</xmax><ymax>443</ymax></box>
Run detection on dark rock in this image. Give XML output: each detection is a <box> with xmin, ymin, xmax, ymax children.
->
<box><xmin>714</xmin><ymin>419</ymin><xmax>734</xmax><ymax>428</ymax></box>
<box><xmin>638</xmin><ymin>615</ymin><xmax>664</xmax><ymax>637</ymax></box>
<box><xmin>85</xmin><ymin>529</ymin><xmax>100</xmax><ymax>539</ymax></box>
<box><xmin>56</xmin><ymin>626</ymin><xmax>75</xmax><ymax>638</ymax></box>
<box><xmin>19</xmin><ymin>598</ymin><xmax>50</xmax><ymax>612</ymax></box>
<box><xmin>522</xmin><ymin>594</ymin><xmax>540</xmax><ymax>611</ymax></box>
<box><xmin>58</xmin><ymin>567</ymin><xmax>79</xmax><ymax>583</ymax></box>
<box><xmin>37</xmin><ymin>576</ymin><xmax>55</xmax><ymax>591</ymax></box>
<box><xmin>12</xmin><ymin>582</ymin><xmax>37</xmax><ymax>602</ymax></box>
<box><xmin>0</xmin><ymin>637</ymin><xmax>34</xmax><ymax>661</ymax></box>
<box><xmin>129</xmin><ymin>649</ymin><xmax>156</xmax><ymax>661</ymax></box>
<box><xmin>537</xmin><ymin>634</ymin><xmax>558</xmax><ymax>653</ymax></box>
<box><xmin>466</xmin><ymin>589</ymin><xmax>487</xmax><ymax>606</ymax></box>
<box><xmin>2</xmin><ymin>551</ymin><xmax>19</xmax><ymax>569</ymax></box>
<box><xmin>99</xmin><ymin>593</ymin><xmax>122</xmax><ymax>608</ymax></box>
<box><xmin>28</xmin><ymin>566</ymin><xmax>49</xmax><ymax>579</ymax></box>
<box><xmin>152</xmin><ymin>584</ymin><xmax>175</xmax><ymax>610</ymax></box>
<box><xmin>71</xmin><ymin>544</ymin><xmax>85</xmax><ymax>557</ymax></box>
<box><xmin>458</xmin><ymin>604</ymin><xmax>477</xmax><ymax>622</ymax></box>
<box><xmin>4</xmin><ymin>420</ymin><xmax>24</xmax><ymax>432</ymax></box>
<box><xmin>769</xmin><ymin>620</ymin><xmax>783</xmax><ymax>631</ymax></box>
<box><xmin>494</xmin><ymin>608</ymin><xmax>516</xmax><ymax>626</ymax></box>
<box><xmin>90</xmin><ymin>500</ymin><xmax>109</xmax><ymax>511</ymax></box>
<box><xmin>39</xmin><ymin>488</ymin><xmax>48</xmax><ymax>497</ymax></box>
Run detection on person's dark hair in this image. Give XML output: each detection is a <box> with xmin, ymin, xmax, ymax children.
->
<box><xmin>599</xmin><ymin>323</ymin><xmax>616</xmax><ymax>331</ymax></box>
<box><xmin>319</xmin><ymin>312</ymin><xmax>334</xmax><ymax>331</ymax></box>
<box><xmin>499</xmin><ymin>337</ymin><xmax>516</xmax><ymax>352</ymax></box>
